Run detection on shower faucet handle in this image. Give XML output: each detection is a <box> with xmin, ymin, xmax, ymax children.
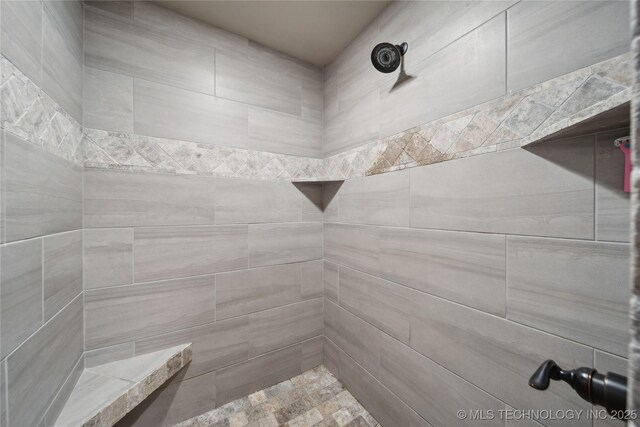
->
<box><xmin>529</xmin><ymin>359</ymin><xmax>627</xmax><ymax>416</ymax></box>
<box><xmin>529</xmin><ymin>359</ymin><xmax>562</xmax><ymax>390</ymax></box>
<box><xmin>529</xmin><ymin>359</ymin><xmax>593</xmax><ymax>400</ymax></box>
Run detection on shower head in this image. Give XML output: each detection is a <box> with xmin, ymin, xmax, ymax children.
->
<box><xmin>371</xmin><ymin>42</ymin><xmax>408</xmax><ymax>73</ymax></box>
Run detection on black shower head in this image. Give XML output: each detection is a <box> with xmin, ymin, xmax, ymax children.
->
<box><xmin>371</xmin><ymin>42</ymin><xmax>408</xmax><ymax>73</ymax></box>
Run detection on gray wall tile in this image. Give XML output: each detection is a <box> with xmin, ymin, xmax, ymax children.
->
<box><xmin>595</xmin><ymin>350</ymin><xmax>627</xmax><ymax>375</ymax></box>
<box><xmin>1</xmin><ymin>238</ymin><xmax>43</xmax><ymax>359</ymax></box>
<box><xmin>133</xmin><ymin>78</ymin><xmax>248</xmax><ymax>148</ymax></box>
<box><xmin>379</xmin><ymin>227</ymin><xmax>506</xmax><ymax>316</ymax></box>
<box><xmin>4</xmin><ymin>132</ymin><xmax>83</xmax><ymax>242</ymax></box>
<box><xmin>43</xmin><ymin>230</ymin><xmax>83</xmax><ymax>321</ymax></box>
<box><xmin>83</xmin><ymin>228</ymin><xmax>133</xmax><ymax>290</ymax></box>
<box><xmin>338</xmin><ymin>170</ymin><xmax>410</xmax><ymax>227</ymax></box>
<box><xmin>1</xmin><ymin>360</ymin><xmax>6</xmax><ymax>427</ymax></box>
<box><xmin>339</xmin><ymin>266</ymin><xmax>411</xmax><ymax>344</ymax></box>
<box><xmin>6</xmin><ymin>295</ymin><xmax>83</xmax><ymax>427</ymax></box>
<box><xmin>248</xmin><ymin>222</ymin><xmax>322</xmax><ymax>268</ymax></box>
<box><xmin>0</xmin><ymin>0</ymin><xmax>42</xmax><ymax>85</ymax></box>
<box><xmin>324</xmin><ymin>300</ymin><xmax>380</xmax><ymax>377</ymax></box>
<box><xmin>302</xmin><ymin>69</ymin><xmax>323</xmax><ymax>123</ymax></box>
<box><xmin>84</xmin><ymin>1</ymin><xmax>133</xmax><ymax>20</ymax></box>
<box><xmin>85</xmin><ymin>275</ymin><xmax>215</xmax><ymax>349</ymax></box>
<box><xmin>596</xmin><ymin>129</ymin><xmax>631</xmax><ymax>242</ymax></box>
<box><xmin>83</xmin><ymin>67</ymin><xmax>133</xmax><ymax>133</ymax></box>
<box><xmin>507</xmin><ymin>0</ymin><xmax>630</xmax><ymax>92</ymax></box>
<box><xmin>42</xmin><ymin>0</ymin><xmax>83</xmax><ymax>122</ymax></box>
<box><xmin>323</xmin><ymin>336</ymin><xmax>340</xmax><ymax>379</ymax></box>
<box><xmin>378</xmin><ymin>13</ymin><xmax>507</xmax><ymax>140</ymax></box>
<box><xmin>43</xmin><ymin>354</ymin><xmax>84</xmax><ymax>427</ymax></box>
<box><xmin>215</xmin><ymin>49</ymin><xmax>302</xmax><ymax>116</ymax></box>
<box><xmin>301</xmin><ymin>336</ymin><xmax>323</xmax><ymax>371</ymax></box>
<box><xmin>323</xmin><ymin>261</ymin><xmax>339</xmax><ymax>303</ymax></box>
<box><xmin>84</xmin><ymin>169</ymin><xmax>216</xmax><ymax>227</ymax></box>
<box><xmin>324</xmin><ymin>223</ymin><xmax>380</xmax><ymax>276</ymax></box>
<box><xmin>507</xmin><ymin>236</ymin><xmax>630</xmax><ymax>356</ymax></box>
<box><xmin>216</xmin><ymin>263</ymin><xmax>304</xmax><ymax>320</ymax></box>
<box><xmin>379</xmin><ymin>334</ymin><xmax>504</xmax><ymax>427</ymax></box>
<box><xmin>338</xmin><ymin>349</ymin><xmax>415</xmax><ymax>427</ymax></box>
<box><xmin>43</xmin><ymin>1</ymin><xmax>83</xmax><ymax>62</ymax></box>
<box><xmin>301</xmin><ymin>260</ymin><xmax>323</xmax><ymax>299</ymax></box>
<box><xmin>84</xmin><ymin>6</ymin><xmax>215</xmax><ymax>95</ymax></box>
<box><xmin>84</xmin><ymin>342</ymin><xmax>135</xmax><ymax>368</ymax></box>
<box><xmin>247</xmin><ymin>107</ymin><xmax>321</xmax><ymax>158</ymax></box>
<box><xmin>410</xmin><ymin>137</ymin><xmax>595</xmax><ymax>239</ymax></box>
<box><xmin>134</xmin><ymin>225</ymin><xmax>248</xmax><ymax>282</ymax></box>
<box><xmin>323</xmin><ymin>90</ymin><xmax>380</xmax><ymax>156</ymax></box>
<box><xmin>135</xmin><ymin>317</ymin><xmax>249</xmax><ymax>380</ymax></box>
<box><xmin>216</xmin><ymin>344</ymin><xmax>302</xmax><ymax>406</ymax></box>
<box><xmin>249</xmin><ymin>298</ymin><xmax>323</xmax><ymax>357</ymax></box>
<box><xmin>118</xmin><ymin>369</ymin><xmax>217</xmax><ymax>427</ymax></box>
<box><xmin>409</xmin><ymin>290</ymin><xmax>594</xmax><ymax>426</ymax></box>
<box><xmin>214</xmin><ymin>178</ymin><xmax>300</xmax><ymax>224</ymax></box>
<box><xmin>131</xmin><ymin>1</ymin><xmax>246</xmax><ymax>54</ymax></box>
<box><xmin>376</xmin><ymin>2</ymin><xmax>516</xmax><ymax>86</ymax></box>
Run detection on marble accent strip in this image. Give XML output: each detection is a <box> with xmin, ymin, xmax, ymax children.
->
<box><xmin>53</xmin><ymin>343</ymin><xmax>192</xmax><ymax>427</ymax></box>
<box><xmin>0</xmin><ymin>55</ymin><xmax>84</xmax><ymax>166</ymax></box>
<box><xmin>1</xmin><ymin>50</ymin><xmax>632</xmax><ymax>180</ymax></box>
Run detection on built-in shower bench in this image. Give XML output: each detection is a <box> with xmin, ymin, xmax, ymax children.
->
<box><xmin>52</xmin><ymin>343</ymin><xmax>192</xmax><ymax>427</ymax></box>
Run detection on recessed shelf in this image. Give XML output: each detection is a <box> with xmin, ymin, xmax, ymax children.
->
<box><xmin>522</xmin><ymin>102</ymin><xmax>630</xmax><ymax>148</ymax></box>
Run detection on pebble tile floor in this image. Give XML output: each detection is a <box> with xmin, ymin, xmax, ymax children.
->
<box><xmin>175</xmin><ymin>365</ymin><xmax>381</xmax><ymax>427</ymax></box>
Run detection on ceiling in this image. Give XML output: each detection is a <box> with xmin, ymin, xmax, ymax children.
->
<box><xmin>155</xmin><ymin>1</ymin><xmax>391</xmax><ymax>66</ymax></box>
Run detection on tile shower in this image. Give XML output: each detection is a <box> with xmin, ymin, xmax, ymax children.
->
<box><xmin>0</xmin><ymin>0</ymin><xmax>635</xmax><ymax>427</ymax></box>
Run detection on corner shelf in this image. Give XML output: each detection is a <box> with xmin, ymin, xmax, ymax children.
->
<box><xmin>53</xmin><ymin>344</ymin><xmax>192</xmax><ymax>427</ymax></box>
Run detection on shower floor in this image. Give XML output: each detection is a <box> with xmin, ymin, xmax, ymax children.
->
<box><xmin>175</xmin><ymin>365</ymin><xmax>380</xmax><ymax>427</ymax></box>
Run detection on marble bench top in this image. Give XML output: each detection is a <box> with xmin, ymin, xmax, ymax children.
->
<box><xmin>53</xmin><ymin>343</ymin><xmax>192</xmax><ymax>427</ymax></box>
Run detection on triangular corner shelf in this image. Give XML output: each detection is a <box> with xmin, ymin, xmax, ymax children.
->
<box><xmin>53</xmin><ymin>344</ymin><xmax>192</xmax><ymax>427</ymax></box>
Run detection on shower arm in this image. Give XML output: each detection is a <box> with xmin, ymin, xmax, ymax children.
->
<box><xmin>529</xmin><ymin>360</ymin><xmax>627</xmax><ymax>417</ymax></box>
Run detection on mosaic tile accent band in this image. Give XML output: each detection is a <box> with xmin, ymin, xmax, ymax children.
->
<box><xmin>175</xmin><ymin>365</ymin><xmax>380</xmax><ymax>427</ymax></box>
<box><xmin>0</xmin><ymin>52</ymin><xmax>632</xmax><ymax>180</ymax></box>
<box><xmin>0</xmin><ymin>56</ymin><xmax>84</xmax><ymax>166</ymax></box>
<box><xmin>84</xmin><ymin>53</ymin><xmax>632</xmax><ymax>181</ymax></box>
<box><xmin>83</xmin><ymin>128</ymin><xmax>326</xmax><ymax>181</ymax></box>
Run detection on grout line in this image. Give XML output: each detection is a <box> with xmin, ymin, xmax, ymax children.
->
<box><xmin>504</xmin><ymin>235</ymin><xmax>508</xmax><ymax>318</ymax></box>
<box><xmin>42</xmin><ymin>237</ymin><xmax>45</xmax><ymax>325</ymax></box>
<box><xmin>3</xmin><ymin>292</ymin><xmax>82</xmax><ymax>362</ymax></box>
<box><xmin>593</xmin><ymin>135</ymin><xmax>598</xmax><ymax>242</ymax></box>
<box><xmin>504</xmin><ymin>10</ymin><xmax>508</xmax><ymax>95</ymax></box>
<box><xmin>85</xmin><ymin>258</ymin><xmax>324</xmax><ymax>292</ymax></box>
<box><xmin>324</xmin><ymin>221</ymin><xmax>629</xmax><ymax>246</ymax></box>
<box><xmin>329</xmin><ymin>261</ymin><xmax>625</xmax><ymax>358</ymax></box>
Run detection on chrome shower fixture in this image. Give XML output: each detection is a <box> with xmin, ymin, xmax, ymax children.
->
<box><xmin>371</xmin><ymin>42</ymin><xmax>408</xmax><ymax>73</ymax></box>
